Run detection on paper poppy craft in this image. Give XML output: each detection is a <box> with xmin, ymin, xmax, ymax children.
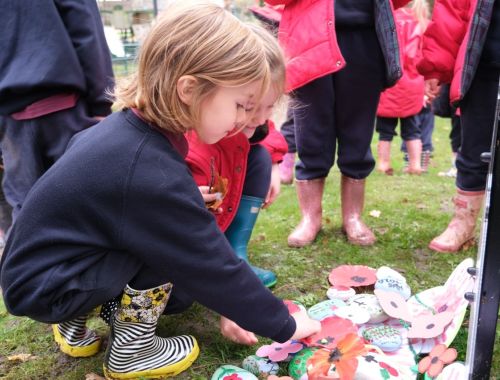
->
<box><xmin>329</xmin><ymin>265</ymin><xmax>377</xmax><ymax>288</ymax></box>
<box><xmin>301</xmin><ymin>316</ymin><xmax>358</xmax><ymax>349</ymax></box>
<box><xmin>255</xmin><ymin>341</ymin><xmax>304</xmax><ymax>362</ymax></box>
<box><xmin>418</xmin><ymin>344</ymin><xmax>457</xmax><ymax>378</ymax></box>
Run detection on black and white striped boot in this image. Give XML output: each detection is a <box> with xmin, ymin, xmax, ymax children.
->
<box><xmin>103</xmin><ymin>283</ymin><xmax>199</xmax><ymax>379</ymax></box>
<box><xmin>52</xmin><ymin>315</ymin><xmax>101</xmax><ymax>357</ymax></box>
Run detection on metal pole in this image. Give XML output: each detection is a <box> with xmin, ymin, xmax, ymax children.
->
<box><xmin>153</xmin><ymin>0</ymin><xmax>158</xmax><ymax>16</ymax></box>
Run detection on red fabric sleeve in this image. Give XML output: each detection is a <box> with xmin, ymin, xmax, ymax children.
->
<box><xmin>259</xmin><ymin>120</ymin><xmax>288</xmax><ymax>164</ymax></box>
<box><xmin>416</xmin><ymin>0</ymin><xmax>470</xmax><ymax>82</ymax></box>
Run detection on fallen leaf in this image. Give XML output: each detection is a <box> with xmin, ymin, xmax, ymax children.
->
<box><xmin>7</xmin><ymin>353</ymin><xmax>38</xmax><ymax>362</ymax></box>
<box><xmin>369</xmin><ymin>210</ymin><xmax>381</xmax><ymax>218</ymax></box>
<box><xmin>86</xmin><ymin>373</ymin><xmax>105</xmax><ymax>380</ymax></box>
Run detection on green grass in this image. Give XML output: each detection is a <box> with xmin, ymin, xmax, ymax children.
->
<box><xmin>1</xmin><ymin>117</ymin><xmax>499</xmax><ymax>379</ymax></box>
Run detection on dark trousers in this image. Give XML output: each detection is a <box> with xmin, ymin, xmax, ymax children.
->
<box><xmin>242</xmin><ymin>144</ymin><xmax>272</xmax><ymax>199</ymax></box>
<box><xmin>377</xmin><ymin>114</ymin><xmax>421</xmax><ymax>142</ymax></box>
<box><xmin>456</xmin><ymin>68</ymin><xmax>499</xmax><ymax>191</ymax></box>
<box><xmin>419</xmin><ymin>106</ymin><xmax>435</xmax><ymax>152</ymax></box>
<box><xmin>294</xmin><ymin>29</ymin><xmax>385</xmax><ymax>180</ymax></box>
<box><xmin>450</xmin><ymin>114</ymin><xmax>461</xmax><ymax>153</ymax></box>
<box><xmin>280</xmin><ymin>109</ymin><xmax>296</xmax><ymax>153</ymax></box>
<box><xmin>0</xmin><ymin>99</ymin><xmax>97</xmax><ymax>220</ymax></box>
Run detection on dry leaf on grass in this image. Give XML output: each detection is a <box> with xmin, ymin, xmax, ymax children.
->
<box><xmin>85</xmin><ymin>373</ymin><xmax>105</xmax><ymax>380</ymax></box>
<box><xmin>369</xmin><ymin>209</ymin><xmax>381</xmax><ymax>218</ymax></box>
<box><xmin>7</xmin><ymin>353</ymin><xmax>38</xmax><ymax>362</ymax></box>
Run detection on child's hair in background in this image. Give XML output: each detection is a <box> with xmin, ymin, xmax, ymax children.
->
<box><xmin>409</xmin><ymin>0</ymin><xmax>430</xmax><ymax>29</ymax></box>
<box><xmin>113</xmin><ymin>2</ymin><xmax>272</xmax><ymax>134</ymax></box>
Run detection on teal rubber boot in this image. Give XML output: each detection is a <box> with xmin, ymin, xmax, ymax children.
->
<box><xmin>225</xmin><ymin>195</ymin><xmax>277</xmax><ymax>288</ymax></box>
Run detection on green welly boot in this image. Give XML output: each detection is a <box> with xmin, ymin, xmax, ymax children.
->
<box><xmin>225</xmin><ymin>195</ymin><xmax>277</xmax><ymax>288</ymax></box>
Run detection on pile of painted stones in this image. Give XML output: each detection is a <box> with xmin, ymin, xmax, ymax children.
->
<box><xmin>211</xmin><ymin>259</ymin><xmax>475</xmax><ymax>380</ymax></box>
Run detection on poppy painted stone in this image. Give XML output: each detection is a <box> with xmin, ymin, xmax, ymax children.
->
<box><xmin>362</xmin><ymin>325</ymin><xmax>403</xmax><ymax>352</ymax></box>
<box><xmin>375</xmin><ymin>277</ymin><xmax>411</xmax><ymax>300</ymax></box>
<box><xmin>242</xmin><ymin>355</ymin><xmax>280</xmax><ymax>377</ymax></box>
<box><xmin>211</xmin><ymin>365</ymin><xmax>259</xmax><ymax>380</ymax></box>
<box><xmin>287</xmin><ymin>347</ymin><xmax>319</xmax><ymax>380</ymax></box>
<box><xmin>307</xmin><ymin>299</ymin><xmax>346</xmax><ymax>321</ymax></box>
<box><xmin>435</xmin><ymin>362</ymin><xmax>466</xmax><ymax>379</ymax></box>
<box><xmin>347</xmin><ymin>293</ymin><xmax>388</xmax><ymax>323</ymax></box>
<box><xmin>326</xmin><ymin>286</ymin><xmax>356</xmax><ymax>301</ymax></box>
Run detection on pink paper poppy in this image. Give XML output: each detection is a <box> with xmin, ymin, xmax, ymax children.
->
<box><xmin>267</xmin><ymin>376</ymin><xmax>293</xmax><ymax>380</ymax></box>
<box><xmin>329</xmin><ymin>265</ymin><xmax>377</xmax><ymax>288</ymax></box>
<box><xmin>407</xmin><ymin>312</ymin><xmax>454</xmax><ymax>339</ymax></box>
<box><xmin>301</xmin><ymin>316</ymin><xmax>358</xmax><ymax>349</ymax></box>
<box><xmin>374</xmin><ymin>289</ymin><xmax>413</xmax><ymax>322</ymax></box>
<box><xmin>418</xmin><ymin>344</ymin><xmax>457</xmax><ymax>377</ymax></box>
<box><xmin>256</xmin><ymin>341</ymin><xmax>304</xmax><ymax>362</ymax></box>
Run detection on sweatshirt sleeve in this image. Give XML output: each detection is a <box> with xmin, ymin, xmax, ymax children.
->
<box><xmin>55</xmin><ymin>0</ymin><xmax>114</xmax><ymax>116</ymax></box>
<box><xmin>259</xmin><ymin>120</ymin><xmax>288</xmax><ymax>164</ymax></box>
<box><xmin>416</xmin><ymin>0</ymin><xmax>470</xmax><ymax>83</ymax></box>
<box><xmin>121</xmin><ymin>147</ymin><xmax>296</xmax><ymax>342</ymax></box>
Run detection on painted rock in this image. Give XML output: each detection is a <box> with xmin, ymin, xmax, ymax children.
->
<box><xmin>242</xmin><ymin>355</ymin><xmax>280</xmax><ymax>377</ymax></box>
<box><xmin>333</xmin><ymin>305</ymin><xmax>370</xmax><ymax>325</ymax></box>
<box><xmin>376</xmin><ymin>266</ymin><xmax>407</xmax><ymax>283</ymax></box>
<box><xmin>347</xmin><ymin>293</ymin><xmax>388</xmax><ymax>323</ymax></box>
<box><xmin>211</xmin><ymin>365</ymin><xmax>259</xmax><ymax>380</ymax></box>
<box><xmin>362</xmin><ymin>325</ymin><xmax>403</xmax><ymax>352</ymax></box>
<box><xmin>355</xmin><ymin>352</ymin><xmax>416</xmax><ymax>379</ymax></box>
<box><xmin>326</xmin><ymin>286</ymin><xmax>356</xmax><ymax>301</ymax></box>
<box><xmin>375</xmin><ymin>277</ymin><xmax>411</xmax><ymax>300</ymax></box>
<box><xmin>307</xmin><ymin>299</ymin><xmax>346</xmax><ymax>321</ymax></box>
<box><xmin>288</xmin><ymin>347</ymin><xmax>319</xmax><ymax>380</ymax></box>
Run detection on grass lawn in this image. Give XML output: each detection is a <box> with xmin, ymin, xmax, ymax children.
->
<box><xmin>0</xmin><ymin>116</ymin><xmax>499</xmax><ymax>379</ymax></box>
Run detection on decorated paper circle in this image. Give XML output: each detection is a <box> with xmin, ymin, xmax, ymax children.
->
<box><xmin>288</xmin><ymin>347</ymin><xmax>319</xmax><ymax>380</ymax></box>
<box><xmin>347</xmin><ymin>293</ymin><xmax>389</xmax><ymax>323</ymax></box>
<box><xmin>333</xmin><ymin>305</ymin><xmax>371</xmax><ymax>325</ymax></box>
<box><xmin>242</xmin><ymin>355</ymin><xmax>279</xmax><ymax>376</ymax></box>
<box><xmin>355</xmin><ymin>352</ymin><xmax>416</xmax><ymax>379</ymax></box>
<box><xmin>435</xmin><ymin>362</ymin><xmax>467</xmax><ymax>380</ymax></box>
<box><xmin>329</xmin><ymin>265</ymin><xmax>377</xmax><ymax>288</ymax></box>
<box><xmin>327</xmin><ymin>286</ymin><xmax>356</xmax><ymax>301</ymax></box>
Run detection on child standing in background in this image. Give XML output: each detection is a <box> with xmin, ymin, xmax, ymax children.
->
<box><xmin>418</xmin><ymin>0</ymin><xmax>500</xmax><ymax>253</ymax></box>
<box><xmin>268</xmin><ymin>0</ymin><xmax>410</xmax><ymax>248</ymax></box>
<box><xmin>376</xmin><ymin>0</ymin><xmax>430</xmax><ymax>175</ymax></box>
<box><xmin>0</xmin><ymin>4</ymin><xmax>320</xmax><ymax>379</ymax></box>
<box><xmin>186</xmin><ymin>26</ymin><xmax>288</xmax><ymax>288</ymax></box>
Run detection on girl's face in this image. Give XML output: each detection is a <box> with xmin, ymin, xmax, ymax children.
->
<box><xmin>197</xmin><ymin>81</ymin><xmax>262</xmax><ymax>144</ymax></box>
<box><xmin>241</xmin><ymin>85</ymin><xmax>280</xmax><ymax>139</ymax></box>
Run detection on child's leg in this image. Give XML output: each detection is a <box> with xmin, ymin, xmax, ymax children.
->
<box><xmin>279</xmin><ymin>110</ymin><xmax>296</xmax><ymax>184</ymax></box>
<box><xmin>418</xmin><ymin>107</ymin><xmax>435</xmax><ymax>172</ymax></box>
<box><xmin>401</xmin><ymin>115</ymin><xmax>422</xmax><ymax>174</ymax></box>
<box><xmin>225</xmin><ymin>145</ymin><xmax>277</xmax><ymax>287</ymax></box>
<box><xmin>375</xmin><ymin>116</ymin><xmax>397</xmax><ymax>175</ymax></box>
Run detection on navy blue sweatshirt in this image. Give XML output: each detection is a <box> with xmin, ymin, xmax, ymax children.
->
<box><xmin>0</xmin><ymin>110</ymin><xmax>296</xmax><ymax>343</ymax></box>
<box><xmin>0</xmin><ymin>0</ymin><xmax>114</xmax><ymax>116</ymax></box>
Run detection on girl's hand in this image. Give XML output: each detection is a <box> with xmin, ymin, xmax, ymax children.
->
<box><xmin>425</xmin><ymin>79</ymin><xmax>441</xmax><ymax>102</ymax></box>
<box><xmin>220</xmin><ymin>316</ymin><xmax>258</xmax><ymax>345</ymax></box>
<box><xmin>198</xmin><ymin>186</ymin><xmax>222</xmax><ymax>214</ymax></box>
<box><xmin>263</xmin><ymin>164</ymin><xmax>281</xmax><ymax>208</ymax></box>
<box><xmin>290</xmin><ymin>309</ymin><xmax>321</xmax><ymax>340</ymax></box>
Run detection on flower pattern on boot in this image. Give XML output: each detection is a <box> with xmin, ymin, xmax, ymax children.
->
<box><xmin>119</xmin><ymin>283</ymin><xmax>173</xmax><ymax>323</ymax></box>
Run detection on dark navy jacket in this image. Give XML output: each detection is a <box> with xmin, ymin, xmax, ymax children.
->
<box><xmin>0</xmin><ymin>0</ymin><xmax>114</xmax><ymax>116</ymax></box>
<box><xmin>0</xmin><ymin>110</ymin><xmax>296</xmax><ymax>343</ymax></box>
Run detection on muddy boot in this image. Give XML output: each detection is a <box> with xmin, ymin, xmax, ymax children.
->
<box><xmin>341</xmin><ymin>175</ymin><xmax>376</xmax><ymax>246</ymax></box>
<box><xmin>287</xmin><ymin>178</ymin><xmax>325</xmax><ymax>247</ymax></box>
<box><xmin>429</xmin><ymin>189</ymin><xmax>484</xmax><ymax>253</ymax></box>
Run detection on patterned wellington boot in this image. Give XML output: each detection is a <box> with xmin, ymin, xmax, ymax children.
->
<box><xmin>429</xmin><ymin>189</ymin><xmax>484</xmax><ymax>253</ymax></box>
<box><xmin>103</xmin><ymin>283</ymin><xmax>199</xmax><ymax>379</ymax></box>
<box><xmin>52</xmin><ymin>315</ymin><xmax>101</xmax><ymax>357</ymax></box>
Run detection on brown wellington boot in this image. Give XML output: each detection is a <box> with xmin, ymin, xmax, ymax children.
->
<box><xmin>403</xmin><ymin>139</ymin><xmax>422</xmax><ymax>175</ymax></box>
<box><xmin>429</xmin><ymin>189</ymin><xmax>484</xmax><ymax>253</ymax></box>
<box><xmin>287</xmin><ymin>178</ymin><xmax>325</xmax><ymax>248</ymax></box>
<box><xmin>341</xmin><ymin>175</ymin><xmax>376</xmax><ymax>246</ymax></box>
<box><xmin>376</xmin><ymin>141</ymin><xmax>393</xmax><ymax>175</ymax></box>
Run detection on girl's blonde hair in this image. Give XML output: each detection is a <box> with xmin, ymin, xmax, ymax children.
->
<box><xmin>409</xmin><ymin>0</ymin><xmax>430</xmax><ymax>30</ymax></box>
<box><xmin>113</xmin><ymin>2</ymin><xmax>272</xmax><ymax>133</ymax></box>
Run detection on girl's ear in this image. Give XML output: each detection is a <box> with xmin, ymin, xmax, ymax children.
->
<box><xmin>177</xmin><ymin>75</ymin><xmax>198</xmax><ymax>106</ymax></box>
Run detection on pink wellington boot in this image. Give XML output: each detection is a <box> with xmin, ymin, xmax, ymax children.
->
<box><xmin>279</xmin><ymin>152</ymin><xmax>295</xmax><ymax>185</ymax></box>
<box><xmin>403</xmin><ymin>139</ymin><xmax>422</xmax><ymax>175</ymax></box>
<box><xmin>429</xmin><ymin>189</ymin><xmax>484</xmax><ymax>253</ymax></box>
<box><xmin>341</xmin><ymin>175</ymin><xmax>376</xmax><ymax>246</ymax></box>
<box><xmin>376</xmin><ymin>141</ymin><xmax>393</xmax><ymax>175</ymax></box>
<box><xmin>287</xmin><ymin>178</ymin><xmax>325</xmax><ymax>247</ymax></box>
